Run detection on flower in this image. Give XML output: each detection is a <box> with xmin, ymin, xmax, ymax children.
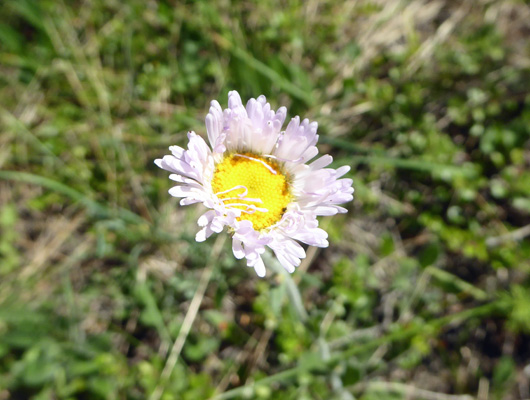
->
<box><xmin>155</xmin><ymin>91</ymin><xmax>353</xmax><ymax>277</ymax></box>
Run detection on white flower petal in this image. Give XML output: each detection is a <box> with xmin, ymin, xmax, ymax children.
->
<box><xmin>169</xmin><ymin>145</ymin><xmax>185</xmax><ymax>159</ymax></box>
<box><xmin>232</xmin><ymin>238</ymin><xmax>245</xmax><ymax>259</ymax></box>
<box><xmin>196</xmin><ymin>226</ymin><xmax>213</xmax><ymax>242</ymax></box>
<box><xmin>252</xmin><ymin>256</ymin><xmax>266</xmax><ymax>277</ymax></box>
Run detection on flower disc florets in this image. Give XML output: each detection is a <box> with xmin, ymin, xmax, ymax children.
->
<box><xmin>212</xmin><ymin>153</ymin><xmax>291</xmax><ymax>231</ymax></box>
<box><xmin>155</xmin><ymin>91</ymin><xmax>354</xmax><ymax>277</ymax></box>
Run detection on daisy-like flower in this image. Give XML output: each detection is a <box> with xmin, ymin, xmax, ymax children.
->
<box><xmin>155</xmin><ymin>91</ymin><xmax>353</xmax><ymax>277</ymax></box>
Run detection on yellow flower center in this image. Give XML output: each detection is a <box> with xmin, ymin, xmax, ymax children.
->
<box><xmin>211</xmin><ymin>153</ymin><xmax>291</xmax><ymax>231</ymax></box>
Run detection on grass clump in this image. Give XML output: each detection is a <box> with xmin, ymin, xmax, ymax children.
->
<box><xmin>1</xmin><ymin>1</ymin><xmax>529</xmax><ymax>399</ymax></box>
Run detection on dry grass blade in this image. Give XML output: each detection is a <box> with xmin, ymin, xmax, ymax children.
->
<box><xmin>149</xmin><ymin>234</ymin><xmax>227</xmax><ymax>400</ymax></box>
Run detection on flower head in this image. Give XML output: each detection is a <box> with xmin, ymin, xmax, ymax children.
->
<box><xmin>155</xmin><ymin>91</ymin><xmax>354</xmax><ymax>277</ymax></box>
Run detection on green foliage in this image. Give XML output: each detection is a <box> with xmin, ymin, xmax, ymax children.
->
<box><xmin>1</xmin><ymin>0</ymin><xmax>529</xmax><ymax>399</ymax></box>
<box><xmin>0</xmin><ymin>203</ymin><xmax>20</xmax><ymax>275</ymax></box>
<box><xmin>507</xmin><ymin>285</ymin><xmax>530</xmax><ymax>334</ymax></box>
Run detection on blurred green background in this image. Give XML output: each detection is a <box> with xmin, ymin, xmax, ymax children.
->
<box><xmin>1</xmin><ymin>0</ymin><xmax>530</xmax><ymax>399</ymax></box>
